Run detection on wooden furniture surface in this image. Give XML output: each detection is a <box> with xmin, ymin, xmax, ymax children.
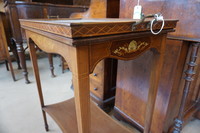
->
<box><xmin>71</xmin><ymin>0</ymin><xmax>120</xmax><ymax>109</ymax></box>
<box><xmin>30</xmin><ymin>0</ymin><xmax>90</xmax><ymax>6</ymax></box>
<box><xmin>0</xmin><ymin>11</ymin><xmax>15</xmax><ymax>81</ymax></box>
<box><xmin>20</xmin><ymin>18</ymin><xmax>177</xmax><ymax>133</ymax></box>
<box><xmin>32</xmin><ymin>0</ymin><xmax>73</xmax><ymax>5</ymax></box>
<box><xmin>4</xmin><ymin>1</ymin><xmax>88</xmax><ymax>83</ymax></box>
<box><xmin>113</xmin><ymin>0</ymin><xmax>200</xmax><ymax>133</ymax></box>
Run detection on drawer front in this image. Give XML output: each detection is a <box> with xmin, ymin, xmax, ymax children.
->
<box><xmin>89</xmin><ymin>60</ymin><xmax>105</xmax><ymax>83</ymax></box>
<box><xmin>90</xmin><ymin>78</ymin><xmax>104</xmax><ymax>99</ymax></box>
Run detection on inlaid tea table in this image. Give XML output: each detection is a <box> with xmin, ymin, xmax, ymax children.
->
<box><xmin>20</xmin><ymin>18</ymin><xmax>177</xmax><ymax>133</ymax></box>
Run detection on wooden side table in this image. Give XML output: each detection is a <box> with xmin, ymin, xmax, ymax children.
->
<box><xmin>20</xmin><ymin>18</ymin><xmax>177</xmax><ymax>133</ymax></box>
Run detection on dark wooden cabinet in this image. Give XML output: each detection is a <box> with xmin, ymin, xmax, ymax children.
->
<box><xmin>114</xmin><ymin>39</ymin><xmax>200</xmax><ymax>133</ymax></box>
<box><xmin>5</xmin><ymin>1</ymin><xmax>87</xmax><ymax>42</ymax></box>
<box><xmin>4</xmin><ymin>1</ymin><xmax>88</xmax><ymax>83</ymax></box>
<box><xmin>113</xmin><ymin>0</ymin><xmax>200</xmax><ymax>133</ymax></box>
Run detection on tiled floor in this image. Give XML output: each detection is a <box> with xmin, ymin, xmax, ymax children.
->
<box><xmin>0</xmin><ymin>56</ymin><xmax>199</xmax><ymax>133</ymax></box>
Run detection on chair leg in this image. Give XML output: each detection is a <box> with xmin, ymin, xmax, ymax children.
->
<box><xmin>16</xmin><ymin>41</ymin><xmax>30</xmax><ymax>84</ymax></box>
<box><xmin>7</xmin><ymin>58</ymin><xmax>16</xmax><ymax>81</ymax></box>
<box><xmin>61</xmin><ymin>56</ymin><xmax>64</xmax><ymax>73</ymax></box>
<box><xmin>5</xmin><ymin>60</ymin><xmax>9</xmax><ymax>71</ymax></box>
<box><xmin>10</xmin><ymin>38</ymin><xmax>21</xmax><ymax>69</ymax></box>
<box><xmin>48</xmin><ymin>53</ymin><xmax>56</xmax><ymax>77</ymax></box>
<box><xmin>61</xmin><ymin>56</ymin><xmax>69</xmax><ymax>73</ymax></box>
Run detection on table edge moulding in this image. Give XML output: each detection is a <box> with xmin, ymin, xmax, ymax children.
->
<box><xmin>20</xmin><ymin>18</ymin><xmax>178</xmax><ymax>133</ymax></box>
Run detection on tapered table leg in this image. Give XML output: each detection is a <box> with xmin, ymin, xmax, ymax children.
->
<box><xmin>28</xmin><ymin>40</ymin><xmax>49</xmax><ymax>131</ymax></box>
<box><xmin>144</xmin><ymin>36</ymin><xmax>167</xmax><ymax>133</ymax></box>
<box><xmin>71</xmin><ymin>45</ymin><xmax>91</xmax><ymax>133</ymax></box>
<box><xmin>173</xmin><ymin>42</ymin><xmax>199</xmax><ymax>133</ymax></box>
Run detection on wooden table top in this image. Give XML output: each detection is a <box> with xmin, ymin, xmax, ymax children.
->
<box><xmin>20</xmin><ymin>18</ymin><xmax>178</xmax><ymax>39</ymax></box>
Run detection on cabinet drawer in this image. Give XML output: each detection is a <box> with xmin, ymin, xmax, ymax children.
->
<box><xmin>90</xmin><ymin>78</ymin><xmax>104</xmax><ymax>99</ymax></box>
<box><xmin>90</xmin><ymin>60</ymin><xmax>105</xmax><ymax>83</ymax></box>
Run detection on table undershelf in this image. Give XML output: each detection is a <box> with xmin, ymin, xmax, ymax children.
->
<box><xmin>43</xmin><ymin>98</ymin><xmax>133</xmax><ymax>133</ymax></box>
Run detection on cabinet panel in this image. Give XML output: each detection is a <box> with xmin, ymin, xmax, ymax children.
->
<box><xmin>114</xmin><ymin>39</ymin><xmax>198</xmax><ymax>133</ymax></box>
<box><xmin>0</xmin><ymin>15</ymin><xmax>7</xmax><ymax>60</ymax></box>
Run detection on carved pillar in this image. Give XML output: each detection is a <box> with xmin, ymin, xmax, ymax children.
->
<box><xmin>173</xmin><ymin>42</ymin><xmax>199</xmax><ymax>133</ymax></box>
<box><xmin>16</xmin><ymin>42</ymin><xmax>30</xmax><ymax>84</ymax></box>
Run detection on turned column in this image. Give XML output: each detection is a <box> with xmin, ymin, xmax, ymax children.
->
<box><xmin>173</xmin><ymin>42</ymin><xmax>199</xmax><ymax>133</ymax></box>
<box><xmin>16</xmin><ymin>41</ymin><xmax>30</xmax><ymax>84</ymax></box>
<box><xmin>10</xmin><ymin>38</ymin><xmax>21</xmax><ymax>69</ymax></box>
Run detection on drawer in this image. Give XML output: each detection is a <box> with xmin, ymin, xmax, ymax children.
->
<box><xmin>94</xmin><ymin>60</ymin><xmax>105</xmax><ymax>70</ymax></box>
<box><xmin>90</xmin><ymin>61</ymin><xmax>105</xmax><ymax>83</ymax></box>
<box><xmin>90</xmin><ymin>78</ymin><xmax>104</xmax><ymax>99</ymax></box>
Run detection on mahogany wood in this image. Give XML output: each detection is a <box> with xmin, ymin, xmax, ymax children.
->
<box><xmin>4</xmin><ymin>0</ymin><xmax>87</xmax><ymax>83</ymax></box>
<box><xmin>114</xmin><ymin>38</ymin><xmax>200</xmax><ymax>133</ymax></box>
<box><xmin>113</xmin><ymin>1</ymin><xmax>200</xmax><ymax>133</ymax></box>
<box><xmin>21</xmin><ymin>18</ymin><xmax>177</xmax><ymax>133</ymax></box>
<box><xmin>173</xmin><ymin>42</ymin><xmax>199</xmax><ymax>133</ymax></box>
<box><xmin>0</xmin><ymin>11</ymin><xmax>16</xmax><ymax>81</ymax></box>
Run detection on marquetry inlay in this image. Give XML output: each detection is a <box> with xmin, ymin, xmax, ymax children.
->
<box><xmin>113</xmin><ymin>40</ymin><xmax>149</xmax><ymax>56</ymax></box>
<box><xmin>20</xmin><ymin>19</ymin><xmax>177</xmax><ymax>38</ymax></box>
<box><xmin>110</xmin><ymin>38</ymin><xmax>151</xmax><ymax>58</ymax></box>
